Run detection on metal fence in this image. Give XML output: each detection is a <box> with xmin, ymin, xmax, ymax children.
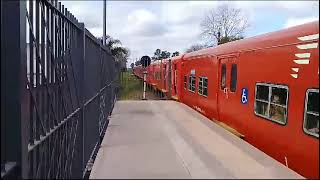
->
<box><xmin>1</xmin><ymin>0</ymin><xmax>120</xmax><ymax>179</ymax></box>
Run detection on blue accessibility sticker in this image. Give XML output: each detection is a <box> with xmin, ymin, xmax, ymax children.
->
<box><xmin>241</xmin><ymin>88</ymin><xmax>248</xmax><ymax>104</ymax></box>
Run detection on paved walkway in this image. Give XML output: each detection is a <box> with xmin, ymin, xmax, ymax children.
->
<box><xmin>90</xmin><ymin>100</ymin><xmax>303</xmax><ymax>179</ymax></box>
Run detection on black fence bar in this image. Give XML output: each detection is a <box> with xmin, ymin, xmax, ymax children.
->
<box><xmin>1</xmin><ymin>0</ymin><xmax>120</xmax><ymax>179</ymax></box>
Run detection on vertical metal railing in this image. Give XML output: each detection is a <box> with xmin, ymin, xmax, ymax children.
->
<box><xmin>1</xmin><ymin>0</ymin><xmax>119</xmax><ymax>179</ymax></box>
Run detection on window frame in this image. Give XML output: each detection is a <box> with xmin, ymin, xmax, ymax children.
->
<box><xmin>184</xmin><ymin>75</ymin><xmax>187</xmax><ymax>90</ymax></box>
<box><xmin>198</xmin><ymin>77</ymin><xmax>208</xmax><ymax>97</ymax></box>
<box><xmin>188</xmin><ymin>75</ymin><xmax>196</xmax><ymax>93</ymax></box>
<box><xmin>254</xmin><ymin>82</ymin><xmax>289</xmax><ymax>125</ymax></box>
<box><xmin>303</xmin><ymin>88</ymin><xmax>319</xmax><ymax>138</ymax></box>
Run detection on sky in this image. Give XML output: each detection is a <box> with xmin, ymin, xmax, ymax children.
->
<box><xmin>61</xmin><ymin>1</ymin><xmax>319</xmax><ymax>66</ymax></box>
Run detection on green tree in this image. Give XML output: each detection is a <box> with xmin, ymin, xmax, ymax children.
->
<box><xmin>160</xmin><ymin>51</ymin><xmax>171</xmax><ymax>59</ymax></box>
<box><xmin>172</xmin><ymin>51</ymin><xmax>180</xmax><ymax>57</ymax></box>
<box><xmin>100</xmin><ymin>35</ymin><xmax>130</xmax><ymax>59</ymax></box>
<box><xmin>100</xmin><ymin>35</ymin><xmax>130</xmax><ymax>70</ymax></box>
<box><xmin>154</xmin><ymin>49</ymin><xmax>161</xmax><ymax>60</ymax></box>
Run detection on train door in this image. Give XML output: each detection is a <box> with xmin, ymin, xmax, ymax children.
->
<box><xmin>173</xmin><ymin>64</ymin><xmax>177</xmax><ymax>94</ymax></box>
<box><xmin>217</xmin><ymin>56</ymin><xmax>238</xmax><ymax>123</ymax></box>
<box><xmin>163</xmin><ymin>64</ymin><xmax>166</xmax><ymax>90</ymax></box>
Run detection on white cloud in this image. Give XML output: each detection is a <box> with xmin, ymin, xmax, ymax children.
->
<box><xmin>285</xmin><ymin>16</ymin><xmax>319</xmax><ymax>28</ymax></box>
<box><xmin>161</xmin><ymin>1</ymin><xmax>219</xmax><ymax>25</ymax></box>
<box><xmin>61</xmin><ymin>1</ymin><xmax>319</xmax><ymax>67</ymax></box>
<box><xmin>62</xmin><ymin>1</ymin><xmax>103</xmax><ymax>29</ymax></box>
<box><xmin>123</xmin><ymin>9</ymin><xmax>167</xmax><ymax>37</ymax></box>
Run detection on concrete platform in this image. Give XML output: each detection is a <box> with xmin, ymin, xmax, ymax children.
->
<box><xmin>89</xmin><ymin>100</ymin><xmax>304</xmax><ymax>179</ymax></box>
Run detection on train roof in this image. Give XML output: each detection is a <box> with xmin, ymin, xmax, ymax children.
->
<box><xmin>150</xmin><ymin>55</ymin><xmax>184</xmax><ymax>65</ymax></box>
<box><xmin>171</xmin><ymin>55</ymin><xmax>184</xmax><ymax>61</ymax></box>
<box><xmin>184</xmin><ymin>21</ymin><xmax>319</xmax><ymax>59</ymax></box>
<box><xmin>150</xmin><ymin>58</ymin><xmax>169</xmax><ymax>65</ymax></box>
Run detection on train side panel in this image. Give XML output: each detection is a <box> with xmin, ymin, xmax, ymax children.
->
<box><xmin>178</xmin><ymin>22</ymin><xmax>319</xmax><ymax>178</ymax></box>
<box><xmin>180</xmin><ymin>57</ymin><xmax>219</xmax><ymax>119</ymax></box>
<box><xmin>235</xmin><ymin>45</ymin><xmax>319</xmax><ymax>179</ymax></box>
<box><xmin>208</xmin><ymin>41</ymin><xmax>319</xmax><ymax>178</ymax></box>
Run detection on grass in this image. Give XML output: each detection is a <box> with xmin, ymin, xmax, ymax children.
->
<box><xmin>118</xmin><ymin>70</ymin><xmax>144</xmax><ymax>100</ymax></box>
<box><xmin>118</xmin><ymin>70</ymin><xmax>163</xmax><ymax>100</ymax></box>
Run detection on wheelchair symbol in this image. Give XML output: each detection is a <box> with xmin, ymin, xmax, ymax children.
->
<box><xmin>241</xmin><ymin>88</ymin><xmax>248</xmax><ymax>104</ymax></box>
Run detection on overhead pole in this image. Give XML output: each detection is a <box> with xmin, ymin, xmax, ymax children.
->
<box><xmin>103</xmin><ymin>0</ymin><xmax>106</xmax><ymax>45</ymax></box>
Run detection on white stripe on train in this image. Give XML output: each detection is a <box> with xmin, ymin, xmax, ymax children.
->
<box><xmin>295</xmin><ymin>53</ymin><xmax>311</xmax><ymax>58</ymax></box>
<box><xmin>291</xmin><ymin>68</ymin><xmax>299</xmax><ymax>72</ymax></box>
<box><xmin>296</xmin><ymin>43</ymin><xmax>318</xmax><ymax>50</ymax></box>
<box><xmin>294</xmin><ymin>59</ymin><xmax>310</xmax><ymax>64</ymax></box>
<box><xmin>297</xmin><ymin>33</ymin><xmax>319</xmax><ymax>41</ymax></box>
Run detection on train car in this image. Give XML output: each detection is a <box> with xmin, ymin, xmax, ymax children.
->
<box><xmin>151</xmin><ymin>59</ymin><xmax>167</xmax><ymax>95</ymax></box>
<box><xmin>170</xmin><ymin>55</ymin><xmax>184</xmax><ymax>101</ymax></box>
<box><xmin>160</xmin><ymin>59</ymin><xmax>169</xmax><ymax>95</ymax></box>
<box><xmin>179</xmin><ymin>21</ymin><xmax>319</xmax><ymax>179</ymax></box>
<box><xmin>133</xmin><ymin>64</ymin><xmax>143</xmax><ymax>79</ymax></box>
<box><xmin>145</xmin><ymin>64</ymin><xmax>152</xmax><ymax>85</ymax></box>
<box><xmin>148</xmin><ymin>62</ymin><xmax>157</xmax><ymax>88</ymax></box>
<box><xmin>162</xmin><ymin>59</ymin><xmax>170</xmax><ymax>95</ymax></box>
<box><xmin>152</xmin><ymin>60</ymin><xmax>163</xmax><ymax>92</ymax></box>
<box><xmin>152</xmin><ymin>56</ymin><xmax>185</xmax><ymax>99</ymax></box>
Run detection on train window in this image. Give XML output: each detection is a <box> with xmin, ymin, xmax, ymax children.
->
<box><xmin>255</xmin><ymin>85</ymin><xmax>269</xmax><ymax>116</ymax></box>
<box><xmin>164</xmin><ymin>72</ymin><xmax>166</xmax><ymax>87</ymax></box>
<box><xmin>254</xmin><ymin>83</ymin><xmax>288</xmax><ymax>125</ymax></box>
<box><xmin>184</xmin><ymin>76</ymin><xmax>187</xmax><ymax>89</ymax></box>
<box><xmin>221</xmin><ymin>64</ymin><xmax>226</xmax><ymax>90</ymax></box>
<box><xmin>188</xmin><ymin>75</ymin><xmax>196</xmax><ymax>92</ymax></box>
<box><xmin>188</xmin><ymin>76</ymin><xmax>192</xmax><ymax>90</ymax></box>
<box><xmin>192</xmin><ymin>77</ymin><xmax>196</xmax><ymax>92</ymax></box>
<box><xmin>203</xmin><ymin>78</ymin><xmax>208</xmax><ymax>96</ymax></box>
<box><xmin>199</xmin><ymin>78</ymin><xmax>203</xmax><ymax>95</ymax></box>
<box><xmin>230</xmin><ymin>64</ymin><xmax>237</xmax><ymax>92</ymax></box>
<box><xmin>303</xmin><ymin>89</ymin><xmax>319</xmax><ymax>138</ymax></box>
<box><xmin>269</xmin><ymin>87</ymin><xmax>287</xmax><ymax>124</ymax></box>
<box><xmin>198</xmin><ymin>77</ymin><xmax>208</xmax><ymax>97</ymax></box>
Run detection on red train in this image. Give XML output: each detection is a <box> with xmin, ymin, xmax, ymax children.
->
<box><xmin>133</xmin><ymin>21</ymin><xmax>319</xmax><ymax>179</ymax></box>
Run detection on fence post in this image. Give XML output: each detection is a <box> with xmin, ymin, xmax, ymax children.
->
<box><xmin>80</xmin><ymin>23</ymin><xmax>86</xmax><ymax>177</ymax></box>
<box><xmin>70</xmin><ymin>22</ymin><xmax>86</xmax><ymax>178</ymax></box>
<box><xmin>1</xmin><ymin>1</ymin><xmax>29</xmax><ymax>179</ymax></box>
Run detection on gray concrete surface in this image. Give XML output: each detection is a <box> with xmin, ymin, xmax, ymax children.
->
<box><xmin>89</xmin><ymin>100</ymin><xmax>304</xmax><ymax>179</ymax></box>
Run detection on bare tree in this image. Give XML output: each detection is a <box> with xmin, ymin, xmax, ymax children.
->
<box><xmin>185</xmin><ymin>44</ymin><xmax>206</xmax><ymax>53</ymax></box>
<box><xmin>200</xmin><ymin>4</ymin><xmax>249</xmax><ymax>45</ymax></box>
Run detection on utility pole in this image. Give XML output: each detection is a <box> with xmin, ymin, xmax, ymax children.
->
<box><xmin>103</xmin><ymin>0</ymin><xmax>106</xmax><ymax>45</ymax></box>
